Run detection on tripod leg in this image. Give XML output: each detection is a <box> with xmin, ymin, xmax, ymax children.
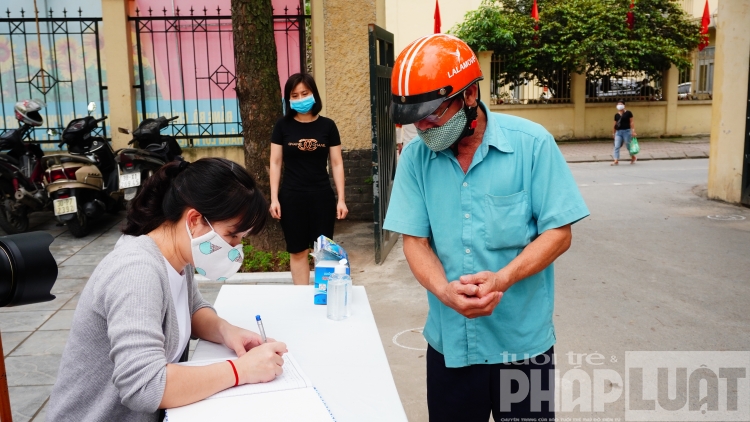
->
<box><xmin>0</xmin><ymin>330</ymin><xmax>12</xmax><ymax>422</ymax></box>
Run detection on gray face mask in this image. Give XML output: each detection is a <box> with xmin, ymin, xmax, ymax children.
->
<box><xmin>416</xmin><ymin>107</ymin><xmax>468</xmax><ymax>152</ymax></box>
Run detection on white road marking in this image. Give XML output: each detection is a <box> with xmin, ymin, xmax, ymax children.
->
<box><xmin>392</xmin><ymin>327</ymin><xmax>427</xmax><ymax>351</ymax></box>
<box><xmin>707</xmin><ymin>215</ymin><xmax>746</xmax><ymax>221</ymax></box>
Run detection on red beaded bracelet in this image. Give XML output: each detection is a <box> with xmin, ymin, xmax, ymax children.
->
<box><xmin>227</xmin><ymin>360</ymin><xmax>238</xmax><ymax>387</ymax></box>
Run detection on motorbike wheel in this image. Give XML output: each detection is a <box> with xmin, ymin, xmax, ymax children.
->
<box><xmin>106</xmin><ymin>195</ymin><xmax>125</xmax><ymax>215</ymax></box>
<box><xmin>0</xmin><ymin>200</ymin><xmax>29</xmax><ymax>234</ymax></box>
<box><xmin>67</xmin><ymin>211</ymin><xmax>91</xmax><ymax>238</ymax></box>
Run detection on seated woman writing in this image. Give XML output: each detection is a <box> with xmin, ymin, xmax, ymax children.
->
<box><xmin>47</xmin><ymin>158</ymin><xmax>287</xmax><ymax>421</ymax></box>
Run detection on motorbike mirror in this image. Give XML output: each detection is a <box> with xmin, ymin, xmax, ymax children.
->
<box><xmin>87</xmin><ymin>102</ymin><xmax>97</xmax><ymax>114</ymax></box>
<box><xmin>47</xmin><ymin>129</ymin><xmax>58</xmax><ymax>136</ymax></box>
<box><xmin>117</xmin><ymin>127</ymin><xmax>131</xmax><ymax>134</ymax></box>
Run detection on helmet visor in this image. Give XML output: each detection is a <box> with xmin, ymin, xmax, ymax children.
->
<box><xmin>389</xmin><ymin>97</ymin><xmax>445</xmax><ymax>125</ymax></box>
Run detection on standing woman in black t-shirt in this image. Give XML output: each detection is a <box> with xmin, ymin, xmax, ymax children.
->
<box><xmin>269</xmin><ymin>73</ymin><xmax>348</xmax><ymax>285</ymax></box>
<box><xmin>612</xmin><ymin>100</ymin><xmax>637</xmax><ymax>165</ymax></box>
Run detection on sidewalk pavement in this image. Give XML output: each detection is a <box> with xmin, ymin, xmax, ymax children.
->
<box><xmin>558</xmin><ymin>137</ymin><xmax>709</xmax><ymax>163</ymax></box>
<box><xmin>1</xmin><ymin>213</ymin><xmax>124</xmax><ymax>422</ymax></box>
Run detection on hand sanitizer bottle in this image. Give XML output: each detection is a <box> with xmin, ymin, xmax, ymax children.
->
<box><xmin>327</xmin><ymin>259</ymin><xmax>351</xmax><ymax>321</ymax></box>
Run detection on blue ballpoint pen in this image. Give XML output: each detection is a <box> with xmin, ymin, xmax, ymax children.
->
<box><xmin>256</xmin><ymin>315</ymin><xmax>267</xmax><ymax>343</ymax></box>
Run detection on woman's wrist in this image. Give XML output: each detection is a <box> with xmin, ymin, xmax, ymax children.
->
<box><xmin>217</xmin><ymin>320</ymin><xmax>233</xmax><ymax>345</ymax></box>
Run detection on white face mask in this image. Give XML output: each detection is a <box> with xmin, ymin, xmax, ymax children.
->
<box><xmin>616</xmin><ymin>104</ymin><xmax>625</xmax><ymax>111</ymax></box>
<box><xmin>186</xmin><ymin>218</ymin><xmax>243</xmax><ymax>282</ymax></box>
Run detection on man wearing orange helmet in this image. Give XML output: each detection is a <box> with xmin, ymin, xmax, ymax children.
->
<box><xmin>383</xmin><ymin>34</ymin><xmax>590</xmax><ymax>422</ymax></box>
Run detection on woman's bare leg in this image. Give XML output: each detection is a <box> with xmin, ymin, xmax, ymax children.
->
<box><xmin>290</xmin><ymin>250</ymin><xmax>310</xmax><ymax>285</ymax></box>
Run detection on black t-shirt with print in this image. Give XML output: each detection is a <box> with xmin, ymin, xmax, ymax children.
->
<box><xmin>614</xmin><ymin>110</ymin><xmax>633</xmax><ymax>130</ymax></box>
<box><xmin>271</xmin><ymin>116</ymin><xmax>341</xmax><ymax>192</ymax></box>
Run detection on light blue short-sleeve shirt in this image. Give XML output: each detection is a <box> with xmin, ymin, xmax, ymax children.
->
<box><xmin>383</xmin><ymin>104</ymin><xmax>589</xmax><ymax>368</ymax></box>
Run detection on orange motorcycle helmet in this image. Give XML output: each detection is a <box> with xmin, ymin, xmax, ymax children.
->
<box><xmin>390</xmin><ymin>34</ymin><xmax>483</xmax><ymax>125</ymax></box>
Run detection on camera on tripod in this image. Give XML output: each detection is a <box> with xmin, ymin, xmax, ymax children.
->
<box><xmin>0</xmin><ymin>231</ymin><xmax>58</xmax><ymax>307</ymax></box>
<box><xmin>0</xmin><ymin>231</ymin><xmax>58</xmax><ymax>422</ymax></box>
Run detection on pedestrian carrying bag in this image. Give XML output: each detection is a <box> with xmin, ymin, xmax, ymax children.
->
<box><xmin>629</xmin><ymin>137</ymin><xmax>640</xmax><ymax>155</ymax></box>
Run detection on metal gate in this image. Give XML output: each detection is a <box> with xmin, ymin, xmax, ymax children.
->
<box><xmin>368</xmin><ymin>24</ymin><xmax>397</xmax><ymax>264</ymax></box>
<box><xmin>0</xmin><ymin>9</ymin><xmax>107</xmax><ymax>145</ymax></box>
<box><xmin>129</xmin><ymin>6</ymin><xmax>310</xmax><ymax>146</ymax></box>
<box><xmin>741</xmin><ymin>52</ymin><xmax>750</xmax><ymax>207</ymax></box>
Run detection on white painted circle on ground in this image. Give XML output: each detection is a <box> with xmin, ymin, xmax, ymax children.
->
<box><xmin>392</xmin><ymin>327</ymin><xmax>427</xmax><ymax>351</ymax></box>
<box><xmin>707</xmin><ymin>215</ymin><xmax>746</xmax><ymax>221</ymax></box>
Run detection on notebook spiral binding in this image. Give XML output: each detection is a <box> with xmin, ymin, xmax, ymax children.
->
<box><xmin>313</xmin><ymin>386</ymin><xmax>338</xmax><ymax>421</ymax></box>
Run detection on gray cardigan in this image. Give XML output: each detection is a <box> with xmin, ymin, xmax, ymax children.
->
<box><xmin>47</xmin><ymin>235</ymin><xmax>214</xmax><ymax>422</ymax></box>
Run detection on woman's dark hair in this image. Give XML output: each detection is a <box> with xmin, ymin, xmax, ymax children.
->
<box><xmin>122</xmin><ymin>158</ymin><xmax>268</xmax><ymax>236</ymax></box>
<box><xmin>283</xmin><ymin>73</ymin><xmax>323</xmax><ymax>120</ymax></box>
<box><xmin>617</xmin><ymin>100</ymin><xmax>626</xmax><ymax>105</ymax></box>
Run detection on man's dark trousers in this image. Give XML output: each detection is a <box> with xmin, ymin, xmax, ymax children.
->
<box><xmin>427</xmin><ymin>345</ymin><xmax>555</xmax><ymax>422</ymax></box>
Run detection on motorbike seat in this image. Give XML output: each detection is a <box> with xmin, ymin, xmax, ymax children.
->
<box><xmin>43</xmin><ymin>153</ymin><xmax>94</xmax><ymax>167</ymax></box>
<box><xmin>0</xmin><ymin>152</ymin><xmax>20</xmax><ymax>167</ymax></box>
<box><xmin>60</xmin><ymin>155</ymin><xmax>91</xmax><ymax>164</ymax></box>
<box><xmin>143</xmin><ymin>142</ymin><xmax>170</xmax><ymax>162</ymax></box>
<box><xmin>144</xmin><ymin>142</ymin><xmax>168</xmax><ymax>153</ymax></box>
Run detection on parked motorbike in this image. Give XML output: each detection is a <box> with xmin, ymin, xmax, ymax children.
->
<box><xmin>43</xmin><ymin>103</ymin><xmax>122</xmax><ymax>238</ymax></box>
<box><xmin>0</xmin><ymin>99</ymin><xmax>50</xmax><ymax>233</ymax></box>
<box><xmin>116</xmin><ymin>115</ymin><xmax>183</xmax><ymax>202</ymax></box>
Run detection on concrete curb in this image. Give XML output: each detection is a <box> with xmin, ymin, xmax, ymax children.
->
<box><xmin>195</xmin><ymin>272</ymin><xmax>313</xmax><ymax>284</ymax></box>
<box><xmin>565</xmin><ymin>154</ymin><xmax>708</xmax><ymax>164</ymax></box>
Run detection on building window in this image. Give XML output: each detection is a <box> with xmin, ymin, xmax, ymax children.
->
<box><xmin>697</xmin><ymin>47</ymin><xmax>715</xmax><ymax>95</ymax></box>
<box><xmin>679</xmin><ymin>67</ymin><xmax>692</xmax><ymax>85</ymax></box>
<box><xmin>680</xmin><ymin>0</ymin><xmax>693</xmax><ymax>15</ymax></box>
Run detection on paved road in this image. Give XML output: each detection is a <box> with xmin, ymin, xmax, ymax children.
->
<box><xmin>554</xmin><ymin>159</ymin><xmax>749</xmax><ymax>418</ymax></box>
<box><xmin>3</xmin><ymin>158</ymin><xmax>749</xmax><ymax>421</ymax></box>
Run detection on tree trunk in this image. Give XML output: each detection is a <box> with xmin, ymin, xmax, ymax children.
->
<box><xmin>232</xmin><ymin>0</ymin><xmax>286</xmax><ymax>251</ymax></box>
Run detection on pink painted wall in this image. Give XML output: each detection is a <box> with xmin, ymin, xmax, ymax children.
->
<box><xmin>131</xmin><ymin>0</ymin><xmax>304</xmax><ymax>101</ymax></box>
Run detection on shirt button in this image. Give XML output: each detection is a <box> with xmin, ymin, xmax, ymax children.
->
<box><xmin>465</xmin><ymin>213</ymin><xmax>470</xmax><ymax>218</ymax></box>
<box><xmin>462</xmin><ymin>182</ymin><xmax>468</xmax><ymax>187</ymax></box>
<box><xmin>465</xmin><ymin>249</ymin><xmax>471</xmax><ymax>254</ymax></box>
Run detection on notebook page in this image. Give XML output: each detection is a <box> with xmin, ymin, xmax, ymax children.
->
<box><xmin>177</xmin><ymin>353</ymin><xmax>311</xmax><ymax>400</ymax></box>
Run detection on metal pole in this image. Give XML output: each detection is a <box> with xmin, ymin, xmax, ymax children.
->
<box><xmin>0</xmin><ymin>330</ymin><xmax>12</xmax><ymax>422</ymax></box>
<box><xmin>33</xmin><ymin>0</ymin><xmax>46</xmax><ymax>93</ymax></box>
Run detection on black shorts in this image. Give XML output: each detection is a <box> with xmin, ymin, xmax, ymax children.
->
<box><xmin>278</xmin><ymin>188</ymin><xmax>336</xmax><ymax>253</ymax></box>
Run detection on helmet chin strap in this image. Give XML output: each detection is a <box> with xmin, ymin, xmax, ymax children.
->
<box><xmin>454</xmin><ymin>84</ymin><xmax>481</xmax><ymax>146</ymax></box>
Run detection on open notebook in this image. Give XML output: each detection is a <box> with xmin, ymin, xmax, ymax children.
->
<box><xmin>165</xmin><ymin>353</ymin><xmax>335</xmax><ymax>421</ymax></box>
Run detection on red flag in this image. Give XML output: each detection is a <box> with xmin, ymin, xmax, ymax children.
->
<box><xmin>434</xmin><ymin>0</ymin><xmax>441</xmax><ymax>34</ymax></box>
<box><xmin>698</xmin><ymin>0</ymin><xmax>710</xmax><ymax>51</ymax></box>
<box><xmin>531</xmin><ymin>0</ymin><xmax>539</xmax><ymax>31</ymax></box>
<box><xmin>626</xmin><ymin>0</ymin><xmax>635</xmax><ymax>30</ymax></box>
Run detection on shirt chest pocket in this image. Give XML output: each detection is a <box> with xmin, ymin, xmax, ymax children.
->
<box><xmin>483</xmin><ymin>191</ymin><xmax>532</xmax><ymax>250</ymax></box>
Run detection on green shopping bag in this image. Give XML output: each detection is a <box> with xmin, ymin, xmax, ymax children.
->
<box><xmin>629</xmin><ymin>137</ymin><xmax>640</xmax><ymax>155</ymax></box>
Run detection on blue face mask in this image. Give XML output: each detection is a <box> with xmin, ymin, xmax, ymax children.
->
<box><xmin>290</xmin><ymin>95</ymin><xmax>315</xmax><ymax>114</ymax></box>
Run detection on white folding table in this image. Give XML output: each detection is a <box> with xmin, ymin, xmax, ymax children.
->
<box><xmin>175</xmin><ymin>285</ymin><xmax>407</xmax><ymax>422</ymax></box>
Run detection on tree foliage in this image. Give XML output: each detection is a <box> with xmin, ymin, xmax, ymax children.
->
<box><xmin>450</xmin><ymin>0</ymin><xmax>701</xmax><ymax>84</ymax></box>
